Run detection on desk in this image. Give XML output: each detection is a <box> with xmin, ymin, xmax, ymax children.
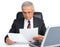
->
<box><xmin>0</xmin><ymin>43</ymin><xmax>58</xmax><ymax>47</ymax></box>
<box><xmin>0</xmin><ymin>43</ymin><xmax>30</xmax><ymax>47</ymax></box>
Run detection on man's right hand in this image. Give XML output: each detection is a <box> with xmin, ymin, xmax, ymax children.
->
<box><xmin>6</xmin><ymin>38</ymin><xmax>14</xmax><ymax>45</ymax></box>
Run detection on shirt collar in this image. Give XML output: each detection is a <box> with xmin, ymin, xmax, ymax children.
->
<box><xmin>25</xmin><ymin>17</ymin><xmax>33</xmax><ymax>22</ymax></box>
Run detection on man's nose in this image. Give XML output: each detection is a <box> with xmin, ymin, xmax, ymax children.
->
<box><xmin>26</xmin><ymin>13</ymin><xmax>29</xmax><ymax>17</ymax></box>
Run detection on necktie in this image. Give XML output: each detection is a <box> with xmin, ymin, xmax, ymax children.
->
<box><xmin>27</xmin><ymin>21</ymin><xmax>31</xmax><ymax>29</ymax></box>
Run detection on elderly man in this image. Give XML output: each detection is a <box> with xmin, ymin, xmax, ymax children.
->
<box><xmin>5</xmin><ymin>1</ymin><xmax>46</xmax><ymax>47</ymax></box>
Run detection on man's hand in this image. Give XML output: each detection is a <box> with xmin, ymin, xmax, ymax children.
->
<box><xmin>6</xmin><ymin>38</ymin><xmax>14</xmax><ymax>45</ymax></box>
<box><xmin>33</xmin><ymin>35</ymin><xmax>44</xmax><ymax>42</ymax></box>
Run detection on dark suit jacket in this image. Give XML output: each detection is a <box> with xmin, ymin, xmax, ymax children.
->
<box><xmin>5</xmin><ymin>14</ymin><xmax>46</xmax><ymax>42</ymax></box>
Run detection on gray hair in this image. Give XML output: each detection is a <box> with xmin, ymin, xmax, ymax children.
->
<box><xmin>21</xmin><ymin>1</ymin><xmax>34</xmax><ymax>10</ymax></box>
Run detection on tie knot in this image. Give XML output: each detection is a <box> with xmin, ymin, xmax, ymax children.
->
<box><xmin>28</xmin><ymin>21</ymin><xmax>30</xmax><ymax>25</ymax></box>
<box><xmin>28</xmin><ymin>21</ymin><xmax>30</xmax><ymax>24</ymax></box>
<box><xmin>27</xmin><ymin>21</ymin><xmax>31</xmax><ymax>28</ymax></box>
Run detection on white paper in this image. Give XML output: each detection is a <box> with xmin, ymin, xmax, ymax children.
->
<box><xmin>19</xmin><ymin>28</ymin><xmax>38</xmax><ymax>42</ymax></box>
<box><xmin>8</xmin><ymin>33</ymin><xmax>28</xmax><ymax>43</ymax></box>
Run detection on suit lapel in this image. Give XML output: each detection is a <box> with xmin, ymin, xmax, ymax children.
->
<box><xmin>19</xmin><ymin>18</ymin><xmax>24</xmax><ymax>28</ymax></box>
<box><xmin>22</xmin><ymin>18</ymin><xmax>24</xmax><ymax>28</ymax></box>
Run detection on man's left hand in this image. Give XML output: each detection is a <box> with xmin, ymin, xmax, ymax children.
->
<box><xmin>33</xmin><ymin>35</ymin><xmax>44</xmax><ymax>42</ymax></box>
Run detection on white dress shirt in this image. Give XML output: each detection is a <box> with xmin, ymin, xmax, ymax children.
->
<box><xmin>24</xmin><ymin>17</ymin><xmax>33</xmax><ymax>29</ymax></box>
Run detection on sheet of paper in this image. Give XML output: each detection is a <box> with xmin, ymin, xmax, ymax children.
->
<box><xmin>8</xmin><ymin>33</ymin><xmax>28</xmax><ymax>43</ymax></box>
<box><xmin>19</xmin><ymin>28</ymin><xmax>38</xmax><ymax>42</ymax></box>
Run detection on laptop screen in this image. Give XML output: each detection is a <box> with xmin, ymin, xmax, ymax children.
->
<box><xmin>41</xmin><ymin>26</ymin><xmax>60</xmax><ymax>47</ymax></box>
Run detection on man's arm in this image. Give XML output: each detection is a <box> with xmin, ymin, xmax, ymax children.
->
<box><xmin>33</xmin><ymin>19</ymin><xmax>46</xmax><ymax>42</ymax></box>
<box><xmin>40</xmin><ymin>20</ymin><xmax>46</xmax><ymax>36</ymax></box>
<box><xmin>4</xmin><ymin>19</ymin><xmax>17</xmax><ymax>45</ymax></box>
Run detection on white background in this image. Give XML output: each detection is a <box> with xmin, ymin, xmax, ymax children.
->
<box><xmin>0</xmin><ymin>0</ymin><xmax>60</xmax><ymax>44</ymax></box>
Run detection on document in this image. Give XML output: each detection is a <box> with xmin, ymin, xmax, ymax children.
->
<box><xmin>19</xmin><ymin>28</ymin><xmax>38</xmax><ymax>42</ymax></box>
<box><xmin>8</xmin><ymin>33</ymin><xmax>28</xmax><ymax>43</ymax></box>
<box><xmin>8</xmin><ymin>28</ymin><xmax>38</xmax><ymax>44</ymax></box>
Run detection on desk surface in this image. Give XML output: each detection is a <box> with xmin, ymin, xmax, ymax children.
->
<box><xmin>0</xmin><ymin>43</ymin><xmax>30</xmax><ymax>47</ymax></box>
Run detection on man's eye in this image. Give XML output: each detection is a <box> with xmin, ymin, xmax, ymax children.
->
<box><xmin>23</xmin><ymin>12</ymin><xmax>26</xmax><ymax>14</ymax></box>
<box><xmin>28</xmin><ymin>12</ymin><xmax>30</xmax><ymax>13</ymax></box>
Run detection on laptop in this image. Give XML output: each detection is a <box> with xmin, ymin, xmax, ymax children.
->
<box><xmin>41</xmin><ymin>26</ymin><xmax>60</xmax><ymax>47</ymax></box>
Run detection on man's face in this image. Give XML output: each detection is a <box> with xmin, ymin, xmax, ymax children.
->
<box><xmin>22</xmin><ymin>6</ymin><xmax>34</xmax><ymax>20</ymax></box>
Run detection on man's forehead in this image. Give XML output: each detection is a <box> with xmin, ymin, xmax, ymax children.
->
<box><xmin>22</xmin><ymin>6</ymin><xmax>33</xmax><ymax>10</ymax></box>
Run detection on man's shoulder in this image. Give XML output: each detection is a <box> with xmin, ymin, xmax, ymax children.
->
<box><xmin>33</xmin><ymin>16</ymin><xmax>44</xmax><ymax>26</ymax></box>
<box><xmin>13</xmin><ymin>18</ymin><xmax>24</xmax><ymax>24</ymax></box>
<box><xmin>33</xmin><ymin>16</ymin><xmax>43</xmax><ymax>21</ymax></box>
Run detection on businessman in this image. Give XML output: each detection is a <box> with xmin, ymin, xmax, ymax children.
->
<box><xmin>5</xmin><ymin>1</ymin><xmax>46</xmax><ymax>47</ymax></box>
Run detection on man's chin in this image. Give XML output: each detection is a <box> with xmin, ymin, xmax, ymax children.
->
<box><xmin>26</xmin><ymin>18</ymin><xmax>31</xmax><ymax>20</ymax></box>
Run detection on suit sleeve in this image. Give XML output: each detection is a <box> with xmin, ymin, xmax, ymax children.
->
<box><xmin>40</xmin><ymin>20</ymin><xmax>46</xmax><ymax>36</ymax></box>
<box><xmin>38</xmin><ymin>19</ymin><xmax>46</xmax><ymax>36</ymax></box>
<box><xmin>4</xmin><ymin>19</ymin><xmax>17</xmax><ymax>43</ymax></box>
